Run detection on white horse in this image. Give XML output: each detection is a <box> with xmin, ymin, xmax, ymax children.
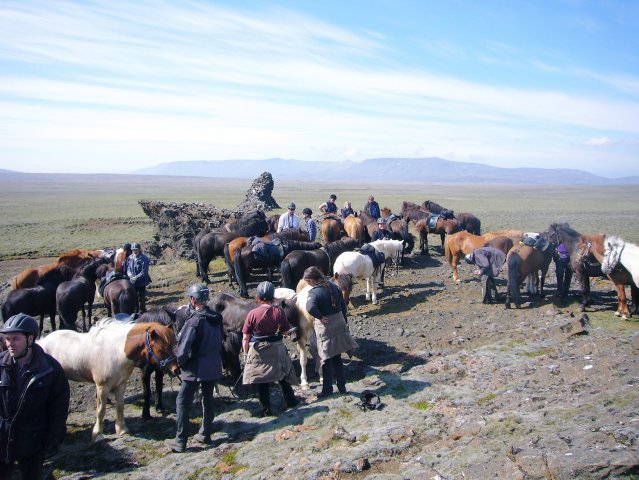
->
<box><xmin>333</xmin><ymin>250</ymin><xmax>385</xmax><ymax>305</ymax></box>
<box><xmin>602</xmin><ymin>236</ymin><xmax>639</xmax><ymax>286</ymax></box>
<box><xmin>38</xmin><ymin>319</ymin><xmax>178</xmax><ymax>441</ymax></box>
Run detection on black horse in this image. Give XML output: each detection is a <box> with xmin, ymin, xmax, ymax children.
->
<box><xmin>280</xmin><ymin>237</ymin><xmax>359</xmax><ymax>290</ymax></box>
<box><xmin>56</xmin><ymin>258</ymin><xmax>109</xmax><ymax>331</ymax></box>
<box><xmin>234</xmin><ymin>238</ymin><xmax>321</xmax><ymax>298</ymax></box>
<box><xmin>194</xmin><ymin>210</ymin><xmax>270</xmax><ymax>283</ymax></box>
<box><xmin>102</xmin><ymin>277</ymin><xmax>138</xmax><ymax>316</ymax></box>
<box><xmin>208</xmin><ymin>292</ymin><xmax>302</xmax><ymax>385</ymax></box>
<box><xmin>2</xmin><ymin>266</ymin><xmax>71</xmax><ymax>335</ymax></box>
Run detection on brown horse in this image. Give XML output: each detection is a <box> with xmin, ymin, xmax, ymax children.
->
<box><xmin>505</xmin><ymin>235</ymin><xmax>554</xmax><ymax>309</ymax></box>
<box><xmin>445</xmin><ymin>231</ymin><xmax>514</xmax><ymax>283</ymax></box>
<box><xmin>103</xmin><ymin>278</ymin><xmax>138</xmax><ymax>316</ymax></box>
<box><xmin>482</xmin><ymin>230</ymin><xmax>525</xmax><ymax>243</ymax></box>
<box><xmin>320</xmin><ymin>214</ymin><xmax>345</xmax><ymax>243</ymax></box>
<box><xmin>380</xmin><ymin>208</ymin><xmax>414</xmax><ymax>256</ymax></box>
<box><xmin>574</xmin><ymin>234</ymin><xmax>638</xmax><ymax>319</ymax></box>
<box><xmin>11</xmin><ymin>248</ymin><xmax>106</xmax><ymax>289</ymax></box>
<box><xmin>267</xmin><ymin>214</ymin><xmax>281</xmax><ymax>233</ymax></box>
<box><xmin>343</xmin><ymin>214</ymin><xmax>365</xmax><ymax>245</ymax></box>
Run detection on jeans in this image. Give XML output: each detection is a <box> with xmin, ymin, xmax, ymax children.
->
<box><xmin>175</xmin><ymin>380</ymin><xmax>215</xmax><ymax>445</ymax></box>
<box><xmin>1</xmin><ymin>450</ymin><xmax>46</xmax><ymax>480</ymax></box>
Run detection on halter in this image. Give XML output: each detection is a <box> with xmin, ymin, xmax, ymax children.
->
<box><xmin>145</xmin><ymin>329</ymin><xmax>177</xmax><ymax>373</ymax></box>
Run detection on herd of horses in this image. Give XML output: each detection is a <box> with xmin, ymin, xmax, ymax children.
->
<box><xmin>3</xmin><ymin>201</ymin><xmax>639</xmax><ymax>441</ymax></box>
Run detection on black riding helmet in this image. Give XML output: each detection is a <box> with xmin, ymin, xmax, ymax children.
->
<box><xmin>256</xmin><ymin>281</ymin><xmax>275</xmax><ymax>301</ymax></box>
<box><xmin>187</xmin><ymin>284</ymin><xmax>209</xmax><ymax>303</ymax></box>
<box><xmin>1</xmin><ymin>313</ymin><xmax>39</xmax><ymax>337</ymax></box>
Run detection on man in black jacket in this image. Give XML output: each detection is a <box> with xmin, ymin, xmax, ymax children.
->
<box><xmin>1</xmin><ymin>314</ymin><xmax>70</xmax><ymax>479</ymax></box>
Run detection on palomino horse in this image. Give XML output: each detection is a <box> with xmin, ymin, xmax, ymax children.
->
<box><xmin>2</xmin><ymin>267</ymin><xmax>71</xmax><ymax>335</ymax></box>
<box><xmin>577</xmin><ymin>236</ymin><xmax>638</xmax><ymax>319</ymax></box>
<box><xmin>505</xmin><ymin>234</ymin><xmax>554</xmax><ymax>309</ymax></box>
<box><xmin>333</xmin><ymin>250</ymin><xmax>385</xmax><ymax>305</ymax></box>
<box><xmin>38</xmin><ymin>319</ymin><xmax>179</xmax><ymax>441</ymax></box>
<box><xmin>320</xmin><ymin>215</ymin><xmax>345</xmax><ymax>243</ymax></box>
<box><xmin>603</xmin><ymin>236</ymin><xmax>639</xmax><ymax>288</ymax></box>
<box><xmin>280</xmin><ymin>237</ymin><xmax>358</xmax><ymax>290</ymax></box>
<box><xmin>56</xmin><ymin>258</ymin><xmax>108</xmax><ymax>332</ymax></box>
<box><xmin>11</xmin><ymin>248</ymin><xmax>106</xmax><ymax>289</ymax></box>
<box><xmin>224</xmin><ymin>229</ymin><xmax>310</xmax><ymax>287</ymax></box>
<box><xmin>343</xmin><ymin>214</ymin><xmax>366</xmax><ymax>245</ymax></box>
<box><xmin>445</xmin><ymin>231</ymin><xmax>514</xmax><ymax>283</ymax></box>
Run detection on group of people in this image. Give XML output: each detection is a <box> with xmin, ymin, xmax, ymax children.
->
<box><xmin>164</xmin><ymin>265</ymin><xmax>357</xmax><ymax>452</ymax></box>
<box><xmin>277</xmin><ymin>194</ymin><xmax>383</xmax><ymax>242</ymax></box>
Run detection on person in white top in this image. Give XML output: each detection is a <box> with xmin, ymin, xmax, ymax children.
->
<box><xmin>277</xmin><ymin>202</ymin><xmax>300</xmax><ymax>232</ymax></box>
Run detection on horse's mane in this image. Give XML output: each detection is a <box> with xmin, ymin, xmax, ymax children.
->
<box><xmin>284</xmin><ymin>240</ymin><xmax>321</xmax><ymax>251</ymax></box>
<box><xmin>422</xmin><ymin>200</ymin><xmax>446</xmax><ymax>213</ymax></box>
<box><xmin>325</xmin><ymin>237</ymin><xmax>358</xmax><ymax>258</ymax></box>
<box><xmin>36</xmin><ymin>266</ymin><xmax>70</xmax><ymax>286</ymax></box>
<box><xmin>605</xmin><ymin>235</ymin><xmax>625</xmax><ymax>249</ymax></box>
<box><xmin>137</xmin><ymin>307</ymin><xmax>176</xmax><ymax>327</ymax></box>
<box><xmin>270</xmin><ymin>228</ymin><xmax>309</xmax><ymax>241</ymax></box>
<box><xmin>333</xmin><ymin>272</ymin><xmax>353</xmax><ymax>291</ymax></box>
<box><xmin>549</xmin><ymin>222</ymin><xmax>581</xmax><ymax>240</ymax></box>
<box><xmin>228</xmin><ymin>210</ymin><xmax>268</xmax><ymax>236</ymax></box>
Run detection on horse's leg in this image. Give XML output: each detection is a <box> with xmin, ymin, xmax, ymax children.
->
<box><xmin>141</xmin><ymin>366</ymin><xmax>153</xmax><ymax>420</ymax></box>
<box><xmin>365</xmin><ymin>275</ymin><xmax>371</xmax><ymax>302</ymax></box>
<box><xmin>614</xmin><ymin>284</ymin><xmax>629</xmax><ymax>319</ymax></box>
<box><xmin>155</xmin><ymin>369</ymin><xmax>165</xmax><ymax>414</ymax></box>
<box><xmin>452</xmin><ymin>252</ymin><xmax>460</xmax><ymax>284</ymax></box>
<box><xmin>81</xmin><ymin>305</ymin><xmax>87</xmax><ymax>332</ymax></box>
<box><xmin>113</xmin><ymin>382</ymin><xmax>129</xmax><ymax>436</ymax></box>
<box><xmin>297</xmin><ymin>338</ymin><xmax>309</xmax><ymax>389</ymax></box>
<box><xmin>93</xmin><ymin>384</ymin><xmax>108</xmax><ymax>441</ymax></box>
<box><xmin>439</xmin><ymin>232</ymin><xmax>445</xmax><ymax>250</ymax></box>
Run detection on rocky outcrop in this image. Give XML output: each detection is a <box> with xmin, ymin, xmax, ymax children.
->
<box><xmin>236</xmin><ymin>171</ymin><xmax>279</xmax><ymax>212</ymax></box>
<box><xmin>138</xmin><ymin>172</ymin><xmax>279</xmax><ymax>260</ymax></box>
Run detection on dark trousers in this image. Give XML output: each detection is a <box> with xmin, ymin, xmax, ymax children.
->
<box><xmin>555</xmin><ymin>260</ymin><xmax>572</xmax><ymax>298</ymax></box>
<box><xmin>481</xmin><ymin>276</ymin><xmax>498</xmax><ymax>303</ymax></box>
<box><xmin>134</xmin><ymin>286</ymin><xmax>147</xmax><ymax>312</ymax></box>
<box><xmin>1</xmin><ymin>451</ymin><xmax>46</xmax><ymax>480</ymax></box>
<box><xmin>257</xmin><ymin>380</ymin><xmax>297</xmax><ymax>412</ymax></box>
<box><xmin>321</xmin><ymin>355</ymin><xmax>346</xmax><ymax>393</ymax></box>
<box><xmin>175</xmin><ymin>379</ymin><xmax>215</xmax><ymax>445</ymax></box>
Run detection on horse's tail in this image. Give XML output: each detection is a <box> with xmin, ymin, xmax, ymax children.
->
<box><xmin>280</xmin><ymin>258</ymin><xmax>295</xmax><ymax>290</ymax></box>
<box><xmin>444</xmin><ymin>235</ymin><xmax>454</xmax><ymax>267</ymax></box>
<box><xmin>223</xmin><ymin>243</ymin><xmax>235</xmax><ymax>282</ymax></box>
<box><xmin>193</xmin><ymin>233</ymin><xmax>207</xmax><ymax>280</ymax></box>
<box><xmin>119</xmin><ymin>289</ymin><xmax>137</xmax><ymax>314</ymax></box>
<box><xmin>221</xmin><ymin>331</ymin><xmax>243</xmax><ymax>380</ymax></box>
<box><xmin>507</xmin><ymin>252</ymin><xmax>521</xmax><ymax>306</ymax></box>
<box><xmin>400</xmin><ymin>226</ymin><xmax>414</xmax><ymax>254</ymax></box>
<box><xmin>234</xmin><ymin>250</ymin><xmax>248</xmax><ymax>298</ymax></box>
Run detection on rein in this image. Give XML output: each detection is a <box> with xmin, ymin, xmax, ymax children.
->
<box><xmin>145</xmin><ymin>330</ymin><xmax>177</xmax><ymax>373</ymax></box>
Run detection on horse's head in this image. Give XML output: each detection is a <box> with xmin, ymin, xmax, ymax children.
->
<box><xmin>602</xmin><ymin>236</ymin><xmax>625</xmax><ymax>275</ymax></box>
<box><xmin>333</xmin><ymin>272</ymin><xmax>354</xmax><ymax>305</ymax></box>
<box><xmin>144</xmin><ymin>323</ymin><xmax>180</xmax><ymax>376</ymax></box>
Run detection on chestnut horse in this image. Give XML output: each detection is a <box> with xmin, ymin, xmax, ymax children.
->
<box><xmin>38</xmin><ymin>319</ymin><xmax>179</xmax><ymax>441</ymax></box>
<box><xmin>280</xmin><ymin>237</ymin><xmax>359</xmax><ymax>289</ymax></box>
<box><xmin>505</xmin><ymin>234</ymin><xmax>555</xmax><ymax>309</ymax></box>
<box><xmin>11</xmin><ymin>248</ymin><xmax>106</xmax><ymax>289</ymax></box>
<box><xmin>320</xmin><ymin>215</ymin><xmax>345</xmax><ymax>243</ymax></box>
<box><xmin>581</xmin><ymin>235</ymin><xmax>638</xmax><ymax>319</ymax></box>
<box><xmin>343</xmin><ymin>214</ymin><xmax>366</xmax><ymax>245</ymax></box>
<box><xmin>445</xmin><ymin>231</ymin><xmax>514</xmax><ymax>283</ymax></box>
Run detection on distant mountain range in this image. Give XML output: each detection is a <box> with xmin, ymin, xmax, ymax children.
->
<box><xmin>133</xmin><ymin>157</ymin><xmax>639</xmax><ymax>185</ymax></box>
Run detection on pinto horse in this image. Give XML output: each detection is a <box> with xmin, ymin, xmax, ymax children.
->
<box><xmin>505</xmin><ymin>235</ymin><xmax>554</xmax><ymax>309</ymax></box>
<box><xmin>577</xmin><ymin>236</ymin><xmax>639</xmax><ymax>319</ymax></box>
<box><xmin>280</xmin><ymin>237</ymin><xmax>359</xmax><ymax>289</ymax></box>
<box><xmin>603</xmin><ymin>236</ymin><xmax>639</xmax><ymax>288</ymax></box>
<box><xmin>234</xmin><ymin>238</ymin><xmax>321</xmax><ymax>298</ymax></box>
<box><xmin>2</xmin><ymin>267</ymin><xmax>71</xmax><ymax>335</ymax></box>
<box><xmin>11</xmin><ymin>248</ymin><xmax>106</xmax><ymax>289</ymax></box>
<box><xmin>445</xmin><ymin>231</ymin><xmax>514</xmax><ymax>283</ymax></box>
<box><xmin>56</xmin><ymin>258</ymin><xmax>108</xmax><ymax>332</ymax></box>
<box><xmin>320</xmin><ymin>215</ymin><xmax>345</xmax><ymax>243</ymax></box>
<box><xmin>38</xmin><ymin>319</ymin><xmax>179</xmax><ymax>441</ymax></box>
<box><xmin>333</xmin><ymin>250</ymin><xmax>385</xmax><ymax>305</ymax></box>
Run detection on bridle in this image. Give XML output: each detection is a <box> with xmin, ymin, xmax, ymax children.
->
<box><xmin>145</xmin><ymin>329</ymin><xmax>177</xmax><ymax>374</ymax></box>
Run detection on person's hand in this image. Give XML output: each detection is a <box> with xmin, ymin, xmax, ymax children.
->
<box><xmin>474</xmin><ymin>269</ymin><xmax>481</xmax><ymax>276</ymax></box>
<box><xmin>319</xmin><ymin>316</ymin><xmax>329</xmax><ymax>325</ymax></box>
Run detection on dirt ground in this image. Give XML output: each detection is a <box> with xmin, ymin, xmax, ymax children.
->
<box><xmin>2</xmin><ymin>244</ymin><xmax>638</xmax><ymax>479</ymax></box>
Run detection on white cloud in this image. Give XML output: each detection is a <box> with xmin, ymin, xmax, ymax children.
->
<box><xmin>585</xmin><ymin>137</ymin><xmax>611</xmax><ymax>146</ymax></box>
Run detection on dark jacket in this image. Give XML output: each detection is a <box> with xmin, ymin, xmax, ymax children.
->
<box><xmin>175</xmin><ymin>306</ymin><xmax>224</xmax><ymax>382</ymax></box>
<box><xmin>371</xmin><ymin>229</ymin><xmax>392</xmax><ymax>242</ymax></box>
<box><xmin>470</xmin><ymin>247</ymin><xmax>506</xmax><ymax>278</ymax></box>
<box><xmin>306</xmin><ymin>282</ymin><xmax>348</xmax><ymax>322</ymax></box>
<box><xmin>0</xmin><ymin>343</ymin><xmax>70</xmax><ymax>463</ymax></box>
<box><xmin>364</xmin><ymin>201</ymin><xmax>380</xmax><ymax>220</ymax></box>
<box><xmin>126</xmin><ymin>253</ymin><xmax>151</xmax><ymax>288</ymax></box>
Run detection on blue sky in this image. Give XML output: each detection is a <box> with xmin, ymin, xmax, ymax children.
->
<box><xmin>1</xmin><ymin>0</ymin><xmax>638</xmax><ymax>176</ymax></box>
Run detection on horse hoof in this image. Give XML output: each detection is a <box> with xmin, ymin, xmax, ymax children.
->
<box><xmin>300</xmin><ymin>383</ymin><xmax>310</xmax><ymax>391</ymax></box>
<box><xmin>504</xmin><ymin>304</ymin><xmax>510</xmax><ymax>310</ymax></box>
<box><xmin>615</xmin><ymin>311</ymin><xmax>621</xmax><ymax>317</ymax></box>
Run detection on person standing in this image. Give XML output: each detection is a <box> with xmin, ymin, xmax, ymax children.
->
<box><xmin>242</xmin><ymin>281</ymin><xmax>300</xmax><ymax>416</ymax></box>
<box><xmin>165</xmin><ymin>284</ymin><xmax>224</xmax><ymax>452</ymax></box>
<box><xmin>277</xmin><ymin>203</ymin><xmax>300</xmax><ymax>232</ymax></box>
<box><xmin>302</xmin><ymin>208</ymin><xmax>317</xmax><ymax>241</ymax></box>
<box><xmin>371</xmin><ymin>218</ymin><xmax>392</xmax><ymax>241</ymax></box>
<box><xmin>0</xmin><ymin>314</ymin><xmax>70</xmax><ymax>479</ymax></box>
<box><xmin>319</xmin><ymin>194</ymin><xmax>338</xmax><ymax>215</ymax></box>
<box><xmin>554</xmin><ymin>242</ymin><xmax>572</xmax><ymax>300</ymax></box>
<box><xmin>303</xmin><ymin>267</ymin><xmax>358</xmax><ymax>398</ymax></box>
<box><xmin>126</xmin><ymin>242</ymin><xmax>151</xmax><ymax>313</ymax></box>
<box><xmin>464</xmin><ymin>247</ymin><xmax>507</xmax><ymax>304</ymax></box>
<box><xmin>340</xmin><ymin>201</ymin><xmax>354</xmax><ymax>220</ymax></box>
<box><xmin>363</xmin><ymin>196</ymin><xmax>380</xmax><ymax>220</ymax></box>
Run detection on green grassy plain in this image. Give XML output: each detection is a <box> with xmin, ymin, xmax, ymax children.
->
<box><xmin>1</xmin><ymin>172</ymin><xmax>638</xmax><ymax>260</ymax></box>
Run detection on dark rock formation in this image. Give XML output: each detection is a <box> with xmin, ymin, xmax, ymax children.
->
<box><xmin>237</xmin><ymin>172</ymin><xmax>279</xmax><ymax>211</ymax></box>
<box><xmin>139</xmin><ymin>172</ymin><xmax>279</xmax><ymax>259</ymax></box>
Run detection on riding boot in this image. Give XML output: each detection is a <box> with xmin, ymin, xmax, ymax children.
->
<box><xmin>257</xmin><ymin>384</ymin><xmax>272</xmax><ymax>416</ymax></box>
<box><xmin>481</xmin><ymin>277</ymin><xmax>493</xmax><ymax>304</ymax></box>
<box><xmin>317</xmin><ymin>362</ymin><xmax>334</xmax><ymax>398</ymax></box>
<box><xmin>279</xmin><ymin>380</ymin><xmax>299</xmax><ymax>408</ymax></box>
<box><xmin>333</xmin><ymin>357</ymin><xmax>347</xmax><ymax>394</ymax></box>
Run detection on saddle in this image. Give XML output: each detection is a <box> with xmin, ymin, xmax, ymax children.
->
<box><xmin>427</xmin><ymin>214</ymin><xmax>440</xmax><ymax>230</ymax></box>
<box><xmin>383</xmin><ymin>214</ymin><xmax>397</xmax><ymax>227</ymax></box>
<box><xmin>249</xmin><ymin>237</ymin><xmax>285</xmax><ymax>262</ymax></box>
<box><xmin>360</xmin><ymin>244</ymin><xmax>386</xmax><ymax>269</ymax></box>
<box><xmin>520</xmin><ymin>233</ymin><xmax>549</xmax><ymax>251</ymax></box>
<box><xmin>98</xmin><ymin>271</ymin><xmax>127</xmax><ymax>297</ymax></box>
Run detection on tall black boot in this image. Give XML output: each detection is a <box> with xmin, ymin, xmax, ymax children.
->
<box><xmin>482</xmin><ymin>277</ymin><xmax>494</xmax><ymax>304</ymax></box>
<box><xmin>279</xmin><ymin>380</ymin><xmax>299</xmax><ymax>408</ymax></box>
<box><xmin>317</xmin><ymin>362</ymin><xmax>334</xmax><ymax>398</ymax></box>
<box><xmin>332</xmin><ymin>357</ymin><xmax>347</xmax><ymax>394</ymax></box>
<box><xmin>258</xmin><ymin>384</ymin><xmax>272</xmax><ymax>416</ymax></box>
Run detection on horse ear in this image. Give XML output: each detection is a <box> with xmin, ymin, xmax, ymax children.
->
<box><xmin>333</xmin><ymin>272</ymin><xmax>340</xmax><ymax>280</ymax></box>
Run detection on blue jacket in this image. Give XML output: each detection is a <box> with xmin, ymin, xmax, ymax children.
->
<box><xmin>0</xmin><ymin>344</ymin><xmax>70</xmax><ymax>463</ymax></box>
<box><xmin>175</xmin><ymin>306</ymin><xmax>224</xmax><ymax>382</ymax></box>
<box><xmin>305</xmin><ymin>218</ymin><xmax>317</xmax><ymax>241</ymax></box>
<box><xmin>126</xmin><ymin>253</ymin><xmax>151</xmax><ymax>288</ymax></box>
